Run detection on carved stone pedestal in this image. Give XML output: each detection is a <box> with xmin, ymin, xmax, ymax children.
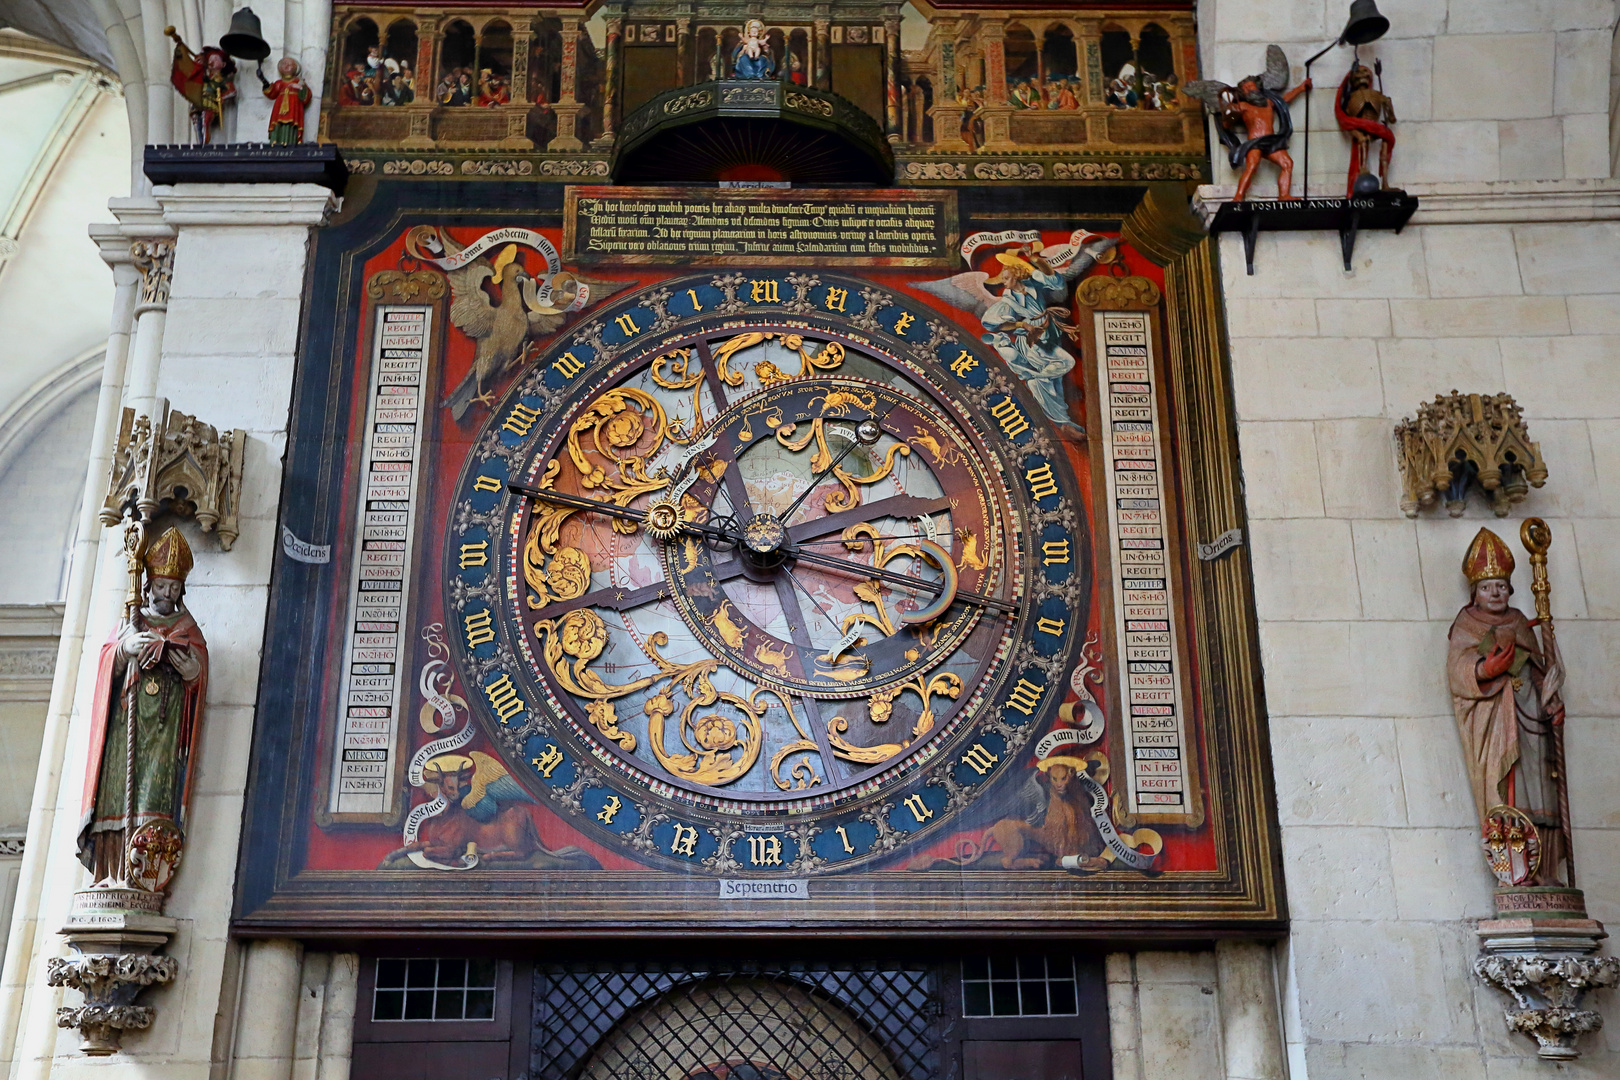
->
<box><xmin>50</xmin><ymin>890</ymin><xmax>178</xmax><ymax>1055</ymax></box>
<box><xmin>1475</xmin><ymin>889</ymin><xmax>1620</xmax><ymax>1061</ymax></box>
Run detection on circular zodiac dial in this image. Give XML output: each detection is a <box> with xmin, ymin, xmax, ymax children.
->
<box><xmin>447</xmin><ymin>273</ymin><xmax>1087</xmax><ymax>872</ymax></box>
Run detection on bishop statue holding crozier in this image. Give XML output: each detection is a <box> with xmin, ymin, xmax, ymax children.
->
<box><xmin>1447</xmin><ymin>527</ymin><xmax>1567</xmax><ymax>887</ymax></box>
<box><xmin>77</xmin><ymin>527</ymin><xmax>209</xmax><ymax>892</ymax></box>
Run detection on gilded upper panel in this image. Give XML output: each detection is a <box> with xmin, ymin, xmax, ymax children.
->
<box><xmin>323</xmin><ymin>2</ymin><xmax>1207</xmax><ymax>183</ymax></box>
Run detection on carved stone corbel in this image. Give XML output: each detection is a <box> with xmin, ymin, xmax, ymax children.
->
<box><xmin>50</xmin><ymin>905</ymin><xmax>178</xmax><ymax>1056</ymax></box>
<box><xmin>99</xmin><ymin>398</ymin><xmax>245</xmax><ymax>549</ymax></box>
<box><xmin>129</xmin><ymin>240</ymin><xmax>173</xmax><ymax>313</ymax></box>
<box><xmin>1475</xmin><ymin>950</ymin><xmax>1620</xmax><ymax>1061</ymax></box>
<box><xmin>1394</xmin><ymin>391</ymin><xmax>1547</xmax><ymax>517</ymax></box>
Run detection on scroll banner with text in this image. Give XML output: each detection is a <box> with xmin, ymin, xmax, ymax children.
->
<box><xmin>563</xmin><ymin>187</ymin><xmax>958</xmax><ymax>267</ymax></box>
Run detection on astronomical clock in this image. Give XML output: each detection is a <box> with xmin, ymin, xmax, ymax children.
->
<box><xmin>238</xmin><ymin>184</ymin><xmax>1279</xmax><ymax>932</ymax></box>
<box><xmin>448</xmin><ymin>267</ymin><xmax>1100</xmax><ymax>877</ymax></box>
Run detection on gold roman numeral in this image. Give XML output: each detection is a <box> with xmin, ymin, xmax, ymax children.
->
<box><xmin>484</xmin><ymin>673</ymin><xmax>525</xmax><ymax>723</ymax></box>
<box><xmin>1004</xmin><ymin>677</ymin><xmax>1045</xmax><ymax>717</ymax></box>
<box><xmin>502</xmin><ymin>402</ymin><xmax>543</xmax><ymax>437</ymax></box>
<box><xmin>960</xmin><ymin>742</ymin><xmax>1000</xmax><ymax>776</ymax></box>
<box><xmin>551</xmin><ymin>351</ymin><xmax>585</xmax><ymax>379</ymax></box>
<box><xmin>463</xmin><ymin>607</ymin><xmax>495</xmax><ymax>648</ymax></box>
<box><xmin>1025</xmin><ymin>463</ymin><xmax>1058</xmax><ymax>500</ymax></box>
<box><xmin>989</xmin><ymin>397</ymin><xmax>1029</xmax><ymax>439</ymax></box>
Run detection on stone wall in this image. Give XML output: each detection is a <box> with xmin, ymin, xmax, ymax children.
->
<box><xmin>1197</xmin><ymin>0</ymin><xmax>1615</xmax><ymax>194</ymax></box>
<box><xmin>1221</xmin><ymin>215</ymin><xmax>1620</xmax><ymax>1079</ymax></box>
<box><xmin>1201</xmin><ymin>1</ymin><xmax>1620</xmax><ymax>1076</ymax></box>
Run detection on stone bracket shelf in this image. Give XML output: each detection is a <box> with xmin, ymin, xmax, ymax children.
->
<box><xmin>144</xmin><ymin>143</ymin><xmax>348</xmax><ymax>193</ymax></box>
<box><xmin>1206</xmin><ymin>190</ymin><xmax>1419</xmax><ymax>274</ymax></box>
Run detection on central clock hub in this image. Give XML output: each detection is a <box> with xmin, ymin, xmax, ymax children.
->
<box><xmin>740</xmin><ymin>513</ymin><xmax>790</xmax><ymax>572</ymax></box>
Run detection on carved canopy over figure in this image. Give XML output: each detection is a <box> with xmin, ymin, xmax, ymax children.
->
<box><xmin>1185</xmin><ymin>45</ymin><xmax>1311</xmax><ymax>200</ymax></box>
<box><xmin>1446</xmin><ymin>528</ymin><xmax>1567</xmax><ymax>886</ymax></box>
<box><xmin>78</xmin><ymin>528</ymin><xmax>208</xmax><ymax>887</ymax></box>
<box><xmin>732</xmin><ymin>19</ymin><xmax>776</xmax><ymax>80</ymax></box>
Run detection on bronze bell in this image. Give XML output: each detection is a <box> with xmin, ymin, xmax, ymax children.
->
<box><xmin>221</xmin><ymin>6</ymin><xmax>272</xmax><ymax>61</ymax></box>
<box><xmin>1339</xmin><ymin>0</ymin><xmax>1390</xmax><ymax>46</ymax></box>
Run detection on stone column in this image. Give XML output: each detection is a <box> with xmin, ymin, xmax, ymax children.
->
<box><xmin>0</xmin><ymin>213</ymin><xmax>149</xmax><ymax>1074</ymax></box>
<box><xmin>125</xmin><ymin>239</ymin><xmax>172</xmax><ymax>416</ymax></box>
<box><xmin>1215</xmin><ymin>941</ymin><xmax>1287</xmax><ymax>1080</ymax></box>
<box><xmin>594</xmin><ymin>14</ymin><xmax>624</xmax><ymax>147</ymax></box>
<box><xmin>977</xmin><ymin>20</ymin><xmax>1015</xmax><ymax>150</ymax></box>
<box><xmin>504</xmin><ymin>27</ymin><xmax>536</xmax><ymax>149</ymax></box>
<box><xmin>813</xmin><ymin>17</ymin><xmax>831</xmax><ymax>90</ymax></box>
<box><xmin>4</xmin><ymin>183</ymin><xmax>338</xmax><ymax>1076</ymax></box>
<box><xmin>930</xmin><ymin>21</ymin><xmax>969</xmax><ymax>152</ymax></box>
<box><xmin>549</xmin><ymin>18</ymin><xmax>585</xmax><ymax>151</ymax></box>
<box><xmin>883</xmin><ymin>16</ymin><xmax>902</xmax><ymax>144</ymax></box>
<box><xmin>232</xmin><ymin>939</ymin><xmax>303</xmax><ymax>1080</ymax></box>
<box><xmin>676</xmin><ymin>17</ymin><xmax>693</xmax><ymax>85</ymax></box>
<box><xmin>288</xmin><ymin>951</ymin><xmax>360</xmax><ymax>1080</ymax></box>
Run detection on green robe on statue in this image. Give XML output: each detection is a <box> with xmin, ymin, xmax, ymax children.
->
<box><xmin>78</xmin><ymin>606</ymin><xmax>207</xmax><ymax>882</ymax></box>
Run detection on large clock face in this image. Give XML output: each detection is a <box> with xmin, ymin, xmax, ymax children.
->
<box><xmin>446</xmin><ymin>272</ymin><xmax>1088</xmax><ymax>873</ymax></box>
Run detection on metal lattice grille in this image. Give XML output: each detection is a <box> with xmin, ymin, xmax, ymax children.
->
<box><xmin>532</xmin><ymin>962</ymin><xmax>941</xmax><ymax>1080</ymax></box>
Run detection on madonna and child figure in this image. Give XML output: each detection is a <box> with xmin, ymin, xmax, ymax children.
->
<box><xmin>732</xmin><ymin>20</ymin><xmax>776</xmax><ymax>80</ymax></box>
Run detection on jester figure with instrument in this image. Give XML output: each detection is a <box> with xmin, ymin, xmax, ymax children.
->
<box><xmin>165</xmin><ymin>25</ymin><xmax>237</xmax><ymax>145</ymax></box>
<box><xmin>78</xmin><ymin>528</ymin><xmax>209</xmax><ymax>891</ymax></box>
<box><xmin>1446</xmin><ymin>525</ymin><xmax>1570</xmax><ymax>888</ymax></box>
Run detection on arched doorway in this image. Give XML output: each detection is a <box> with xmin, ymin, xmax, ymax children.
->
<box><xmin>581</xmin><ymin>977</ymin><xmax>905</xmax><ymax>1080</ymax></box>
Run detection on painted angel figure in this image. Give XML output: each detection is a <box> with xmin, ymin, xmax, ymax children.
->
<box><xmin>1184</xmin><ymin>45</ymin><xmax>1312</xmax><ymax>201</ymax></box>
<box><xmin>406</xmin><ymin>227</ymin><xmax>632</xmax><ymax>420</ymax></box>
<box><xmin>915</xmin><ymin>233</ymin><xmax>1118</xmax><ymax>435</ymax></box>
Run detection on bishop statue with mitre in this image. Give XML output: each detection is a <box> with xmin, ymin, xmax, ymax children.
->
<box><xmin>1446</xmin><ymin>527</ymin><xmax>1565</xmax><ymax>886</ymax></box>
<box><xmin>77</xmin><ymin>527</ymin><xmax>209</xmax><ymax>886</ymax></box>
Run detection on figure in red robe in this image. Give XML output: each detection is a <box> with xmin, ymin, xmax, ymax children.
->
<box><xmin>261</xmin><ymin>57</ymin><xmax>312</xmax><ymax>145</ymax></box>
<box><xmin>77</xmin><ymin>528</ymin><xmax>209</xmax><ymax>889</ymax></box>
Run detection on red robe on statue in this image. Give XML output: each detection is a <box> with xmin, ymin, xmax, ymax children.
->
<box><xmin>264</xmin><ymin>78</ymin><xmax>311</xmax><ymax>143</ymax></box>
<box><xmin>76</xmin><ymin>612</ymin><xmax>209</xmax><ymax>874</ymax></box>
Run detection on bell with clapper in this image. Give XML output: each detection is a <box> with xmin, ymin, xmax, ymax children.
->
<box><xmin>1338</xmin><ymin>0</ymin><xmax>1390</xmax><ymax>46</ymax></box>
<box><xmin>221</xmin><ymin>6</ymin><xmax>272</xmax><ymax>61</ymax></box>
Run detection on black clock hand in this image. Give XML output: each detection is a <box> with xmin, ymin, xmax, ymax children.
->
<box><xmin>790</xmin><ymin>547</ymin><xmax>1016</xmax><ymax>614</ymax></box>
<box><xmin>778</xmin><ymin>412</ymin><xmax>887</xmax><ymax>523</ymax></box>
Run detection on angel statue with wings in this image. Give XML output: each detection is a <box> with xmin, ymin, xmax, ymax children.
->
<box><xmin>916</xmin><ymin>232</ymin><xmax>1118</xmax><ymax>435</ymax></box>
<box><xmin>405</xmin><ymin>227</ymin><xmax>632</xmax><ymax>421</ymax></box>
<box><xmin>1184</xmin><ymin>45</ymin><xmax>1312</xmax><ymax>201</ymax></box>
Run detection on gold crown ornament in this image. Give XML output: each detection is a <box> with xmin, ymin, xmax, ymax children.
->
<box><xmin>1462</xmin><ymin>527</ymin><xmax>1515</xmax><ymax>586</ymax></box>
<box><xmin>143</xmin><ymin>527</ymin><xmax>195</xmax><ymax>582</ymax></box>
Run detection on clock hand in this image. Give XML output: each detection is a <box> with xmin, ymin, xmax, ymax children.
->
<box><xmin>790</xmin><ymin>546</ymin><xmax>1015</xmax><ymax>615</ymax></box>
<box><xmin>507</xmin><ymin>484</ymin><xmax>738</xmax><ymax>544</ymax></box>
<box><xmin>778</xmin><ymin>412</ymin><xmax>886</xmax><ymax>523</ymax></box>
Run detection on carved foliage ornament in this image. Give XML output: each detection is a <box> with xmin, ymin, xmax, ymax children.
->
<box><xmin>129</xmin><ymin>240</ymin><xmax>173</xmax><ymax>310</ymax></box>
<box><xmin>1395</xmin><ymin>391</ymin><xmax>1547</xmax><ymax>517</ymax></box>
<box><xmin>47</xmin><ymin>952</ymin><xmax>178</xmax><ymax>1055</ymax></box>
<box><xmin>1474</xmin><ymin>954</ymin><xmax>1620</xmax><ymax>1061</ymax></box>
<box><xmin>99</xmin><ymin>399</ymin><xmax>245</xmax><ymax>549</ymax></box>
